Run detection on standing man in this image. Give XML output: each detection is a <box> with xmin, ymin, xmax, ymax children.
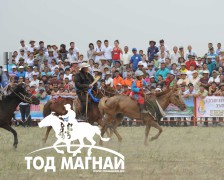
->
<box><xmin>185</xmin><ymin>45</ymin><xmax>197</xmax><ymax>60</ymax></box>
<box><xmin>70</xmin><ymin>42</ymin><xmax>79</xmax><ymax>58</ymax></box>
<box><xmin>170</xmin><ymin>46</ymin><xmax>181</xmax><ymax>64</ymax></box>
<box><xmin>75</xmin><ymin>63</ymin><xmax>97</xmax><ymax>119</ymax></box>
<box><xmin>102</xmin><ymin>40</ymin><xmax>113</xmax><ymax>63</ymax></box>
<box><xmin>147</xmin><ymin>40</ymin><xmax>159</xmax><ymax>61</ymax></box>
<box><xmin>122</xmin><ymin>46</ymin><xmax>132</xmax><ymax>66</ymax></box>
<box><xmin>216</xmin><ymin>43</ymin><xmax>221</xmax><ymax>56</ymax></box>
<box><xmin>93</xmin><ymin>40</ymin><xmax>104</xmax><ymax>64</ymax></box>
<box><xmin>130</xmin><ymin>48</ymin><xmax>142</xmax><ymax>72</ymax></box>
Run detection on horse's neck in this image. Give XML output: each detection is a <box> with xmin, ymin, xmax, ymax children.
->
<box><xmin>156</xmin><ymin>92</ymin><xmax>171</xmax><ymax>110</ymax></box>
<box><xmin>3</xmin><ymin>96</ymin><xmax>21</xmax><ymax>114</ymax></box>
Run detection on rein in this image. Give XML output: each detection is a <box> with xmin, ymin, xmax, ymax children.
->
<box><xmin>100</xmin><ymin>87</ymin><xmax>118</xmax><ymax>97</ymax></box>
<box><xmin>10</xmin><ymin>87</ymin><xmax>33</xmax><ymax>104</ymax></box>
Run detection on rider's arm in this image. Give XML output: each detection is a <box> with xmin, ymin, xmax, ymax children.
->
<box><xmin>131</xmin><ymin>81</ymin><xmax>140</xmax><ymax>93</ymax></box>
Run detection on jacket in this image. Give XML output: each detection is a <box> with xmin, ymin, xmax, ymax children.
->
<box><xmin>75</xmin><ymin>71</ymin><xmax>96</xmax><ymax>93</ymax></box>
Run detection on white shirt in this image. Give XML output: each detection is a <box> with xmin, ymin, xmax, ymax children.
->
<box><xmin>26</xmin><ymin>58</ymin><xmax>34</xmax><ymax>66</ymax></box>
<box><xmin>140</xmin><ymin>61</ymin><xmax>148</xmax><ymax>68</ymax></box>
<box><xmin>67</xmin><ymin>53</ymin><xmax>77</xmax><ymax>61</ymax></box>
<box><xmin>51</xmin><ymin>65</ymin><xmax>59</xmax><ymax>74</ymax></box>
<box><xmin>30</xmin><ymin>79</ymin><xmax>40</xmax><ymax>88</ymax></box>
<box><xmin>157</xmin><ymin>51</ymin><xmax>169</xmax><ymax>59</ymax></box>
<box><xmin>19</xmin><ymin>45</ymin><xmax>28</xmax><ymax>54</ymax></box>
<box><xmin>122</xmin><ymin>52</ymin><xmax>132</xmax><ymax>65</ymax></box>
<box><xmin>16</xmin><ymin>54</ymin><xmax>28</xmax><ymax>63</ymax></box>
<box><xmin>158</xmin><ymin>45</ymin><xmax>169</xmax><ymax>52</ymax></box>
<box><xmin>64</xmin><ymin>74</ymin><xmax>72</xmax><ymax>81</ymax></box>
<box><xmin>190</xmin><ymin>77</ymin><xmax>200</xmax><ymax>91</ymax></box>
<box><xmin>170</xmin><ymin>52</ymin><xmax>181</xmax><ymax>64</ymax></box>
<box><xmin>105</xmin><ymin>77</ymin><xmax>113</xmax><ymax>87</ymax></box>
<box><xmin>102</xmin><ymin>46</ymin><xmax>113</xmax><ymax>59</ymax></box>
<box><xmin>208</xmin><ymin>76</ymin><xmax>220</xmax><ymax>84</ymax></box>
<box><xmin>94</xmin><ymin>46</ymin><xmax>104</xmax><ymax>63</ymax></box>
<box><xmin>28</xmin><ymin>46</ymin><xmax>37</xmax><ymax>53</ymax></box>
<box><xmin>187</xmin><ymin>71</ymin><xmax>193</xmax><ymax>79</ymax></box>
<box><xmin>185</xmin><ymin>51</ymin><xmax>197</xmax><ymax>60</ymax></box>
<box><xmin>73</xmin><ymin>47</ymin><xmax>79</xmax><ymax>54</ymax></box>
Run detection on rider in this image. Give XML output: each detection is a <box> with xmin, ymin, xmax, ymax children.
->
<box><xmin>75</xmin><ymin>62</ymin><xmax>97</xmax><ymax>119</ymax></box>
<box><xmin>0</xmin><ymin>67</ymin><xmax>9</xmax><ymax>100</ymax></box>
<box><xmin>131</xmin><ymin>70</ymin><xmax>148</xmax><ymax>114</ymax></box>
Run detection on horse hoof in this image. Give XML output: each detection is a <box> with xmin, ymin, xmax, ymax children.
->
<box><xmin>150</xmin><ymin>137</ymin><xmax>157</xmax><ymax>141</ymax></box>
<box><xmin>13</xmin><ymin>144</ymin><xmax>17</xmax><ymax>148</ymax></box>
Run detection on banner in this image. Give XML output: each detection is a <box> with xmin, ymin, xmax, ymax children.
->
<box><xmin>15</xmin><ymin>95</ymin><xmax>51</xmax><ymax>120</ymax></box>
<box><xmin>164</xmin><ymin>97</ymin><xmax>194</xmax><ymax>117</ymax></box>
<box><xmin>196</xmin><ymin>96</ymin><xmax>224</xmax><ymax>117</ymax></box>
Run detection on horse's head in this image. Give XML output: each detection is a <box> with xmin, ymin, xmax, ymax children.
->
<box><xmin>99</xmin><ymin>86</ymin><xmax>117</xmax><ymax>98</ymax></box>
<box><xmin>38</xmin><ymin>112</ymin><xmax>57</xmax><ymax>128</ymax></box>
<box><xmin>169</xmin><ymin>88</ymin><xmax>187</xmax><ymax>111</ymax></box>
<box><xmin>10</xmin><ymin>83</ymin><xmax>40</xmax><ymax>105</ymax></box>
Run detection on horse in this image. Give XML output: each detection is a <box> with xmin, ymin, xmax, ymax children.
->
<box><xmin>39</xmin><ymin>112</ymin><xmax>110</xmax><ymax>156</ymax></box>
<box><xmin>0</xmin><ymin>84</ymin><xmax>40</xmax><ymax>148</ymax></box>
<box><xmin>42</xmin><ymin>86</ymin><xmax>117</xmax><ymax>143</ymax></box>
<box><xmin>98</xmin><ymin>87</ymin><xmax>187</xmax><ymax>145</ymax></box>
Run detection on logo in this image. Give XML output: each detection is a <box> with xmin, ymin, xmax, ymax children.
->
<box><xmin>25</xmin><ymin>104</ymin><xmax>125</xmax><ymax>173</ymax></box>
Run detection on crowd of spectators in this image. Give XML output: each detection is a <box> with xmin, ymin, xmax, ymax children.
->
<box><xmin>5</xmin><ymin>39</ymin><xmax>224</xmax><ymax>101</ymax></box>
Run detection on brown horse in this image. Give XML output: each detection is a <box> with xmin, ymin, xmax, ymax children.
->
<box><xmin>98</xmin><ymin>88</ymin><xmax>186</xmax><ymax>145</ymax></box>
<box><xmin>42</xmin><ymin>86</ymin><xmax>117</xmax><ymax>143</ymax></box>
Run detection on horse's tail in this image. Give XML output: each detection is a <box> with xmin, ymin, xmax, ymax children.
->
<box><xmin>94</xmin><ymin>126</ymin><xmax>110</xmax><ymax>142</ymax></box>
<box><xmin>43</xmin><ymin>101</ymin><xmax>52</xmax><ymax>117</ymax></box>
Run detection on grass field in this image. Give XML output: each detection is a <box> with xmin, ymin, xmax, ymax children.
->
<box><xmin>1</xmin><ymin>126</ymin><xmax>224</xmax><ymax>180</ymax></box>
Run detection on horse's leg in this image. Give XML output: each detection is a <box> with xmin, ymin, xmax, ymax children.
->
<box><xmin>42</xmin><ymin>126</ymin><xmax>52</xmax><ymax>143</ymax></box>
<box><xmin>53</xmin><ymin>139</ymin><xmax>64</xmax><ymax>154</ymax></box>
<box><xmin>98</xmin><ymin>117</ymin><xmax>112</xmax><ymax>138</ymax></box>
<box><xmin>86</xmin><ymin>136</ymin><xmax>96</xmax><ymax>157</ymax></box>
<box><xmin>144</xmin><ymin>124</ymin><xmax>151</xmax><ymax>146</ymax></box>
<box><xmin>111</xmin><ymin>118</ymin><xmax>123</xmax><ymax>142</ymax></box>
<box><xmin>73</xmin><ymin>138</ymin><xmax>84</xmax><ymax>157</ymax></box>
<box><xmin>99</xmin><ymin>124</ymin><xmax>109</xmax><ymax>146</ymax></box>
<box><xmin>148</xmin><ymin>119</ymin><xmax>163</xmax><ymax>141</ymax></box>
<box><xmin>1</xmin><ymin>123</ymin><xmax>18</xmax><ymax>148</ymax></box>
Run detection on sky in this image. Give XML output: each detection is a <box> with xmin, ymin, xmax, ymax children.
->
<box><xmin>0</xmin><ymin>0</ymin><xmax>224</xmax><ymax>65</ymax></box>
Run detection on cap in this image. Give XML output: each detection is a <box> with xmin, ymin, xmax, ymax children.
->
<box><xmin>181</xmin><ymin>63</ymin><xmax>186</xmax><ymax>66</ymax></box>
<box><xmin>18</xmin><ymin>66</ymin><xmax>24</xmax><ymax>69</ymax></box>
<box><xmin>116</xmin><ymin>83</ymin><xmax>122</xmax><ymax>86</ymax></box>
<box><xmin>155</xmin><ymin>88</ymin><xmax>162</xmax><ymax>92</ymax></box>
<box><xmin>179</xmin><ymin>46</ymin><xmax>184</xmax><ymax>49</ymax></box>
<box><xmin>132</xmin><ymin>48</ymin><xmax>137</xmax><ymax>51</ymax></box>
<box><xmin>39</xmin><ymin>87</ymin><xmax>45</xmax><ymax>91</ymax></box>
<box><xmin>39</xmin><ymin>80</ymin><xmax>43</xmax><ymax>84</ymax></box>
<box><xmin>192</xmin><ymin>70</ymin><xmax>198</xmax><ymax>74</ymax></box>
<box><xmin>19</xmin><ymin>58</ymin><xmax>24</xmax><ymax>61</ymax></box>
<box><xmin>100</xmin><ymin>58</ymin><xmax>106</xmax><ymax>61</ymax></box>
<box><xmin>180</xmin><ymin>72</ymin><xmax>187</xmax><ymax>75</ymax></box>
<box><xmin>93</xmin><ymin>68</ymin><xmax>100</xmax><ymax>72</ymax></box>
<box><xmin>3</xmin><ymin>68</ymin><xmax>7</xmax><ymax>71</ymax></box>
<box><xmin>138</xmin><ymin>61</ymin><xmax>144</xmax><ymax>66</ymax></box>
<box><xmin>203</xmin><ymin>70</ymin><xmax>209</xmax><ymax>74</ymax></box>
<box><xmin>103</xmin><ymin>65</ymin><xmax>110</xmax><ymax>69</ymax></box>
<box><xmin>12</xmin><ymin>65</ymin><xmax>17</xmax><ymax>69</ymax></box>
<box><xmin>64</xmin><ymin>59</ymin><xmax>70</xmax><ymax>63</ymax></box>
<box><xmin>79</xmin><ymin>63</ymin><xmax>90</xmax><ymax>70</ymax></box>
<box><xmin>188</xmin><ymin>83</ymin><xmax>193</xmax><ymax>87</ymax></box>
<box><xmin>105</xmin><ymin>71</ymin><xmax>111</xmax><ymax>75</ymax></box>
<box><xmin>20</xmin><ymin>49</ymin><xmax>24</xmax><ymax>52</ymax></box>
<box><xmin>149</xmin><ymin>40</ymin><xmax>156</xmax><ymax>45</ymax></box>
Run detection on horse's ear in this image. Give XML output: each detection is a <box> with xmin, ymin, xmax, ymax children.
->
<box><xmin>51</xmin><ymin>112</ymin><xmax>55</xmax><ymax>116</ymax></box>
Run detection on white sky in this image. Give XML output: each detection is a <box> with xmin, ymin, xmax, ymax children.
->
<box><xmin>0</xmin><ymin>0</ymin><xmax>224</xmax><ymax>64</ymax></box>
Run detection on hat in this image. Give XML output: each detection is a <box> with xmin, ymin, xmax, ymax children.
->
<box><xmin>12</xmin><ymin>65</ymin><xmax>17</xmax><ymax>69</ymax></box>
<box><xmin>150</xmin><ymin>76</ymin><xmax>155</xmax><ymax>78</ymax></box>
<box><xmin>220</xmin><ymin>49</ymin><xmax>224</xmax><ymax>53</ymax></box>
<box><xmin>39</xmin><ymin>81</ymin><xmax>43</xmax><ymax>84</ymax></box>
<box><xmin>39</xmin><ymin>87</ymin><xmax>45</xmax><ymax>91</ymax></box>
<box><xmin>29</xmin><ymin>40</ymin><xmax>35</xmax><ymax>44</ymax></box>
<box><xmin>170</xmin><ymin>72</ymin><xmax>175</xmax><ymax>76</ymax></box>
<box><xmin>132</xmin><ymin>48</ymin><xmax>137</xmax><ymax>51</ymax></box>
<box><xmin>105</xmin><ymin>71</ymin><xmax>111</xmax><ymax>75</ymax></box>
<box><xmin>64</xmin><ymin>59</ymin><xmax>70</xmax><ymax>63</ymax></box>
<box><xmin>18</xmin><ymin>66</ymin><xmax>24</xmax><ymax>69</ymax></box>
<box><xmin>33</xmin><ymin>66</ymin><xmax>37</xmax><ymax>69</ymax></box>
<box><xmin>148</xmin><ymin>63</ymin><xmax>153</xmax><ymax>66</ymax></box>
<box><xmin>149</xmin><ymin>40</ymin><xmax>156</xmax><ymax>45</ymax></box>
<box><xmin>128</xmin><ymin>86</ymin><xmax>131</xmax><ymax>89</ymax></box>
<box><xmin>3</xmin><ymin>68</ymin><xmax>7</xmax><ymax>71</ymax></box>
<box><xmin>100</xmin><ymin>58</ymin><xmax>106</xmax><ymax>61</ymax></box>
<box><xmin>79</xmin><ymin>63</ymin><xmax>90</xmax><ymax>70</ymax></box>
<box><xmin>181</xmin><ymin>72</ymin><xmax>187</xmax><ymax>75</ymax></box>
<box><xmin>30</xmin><ymin>82</ymin><xmax>36</xmax><ymax>87</ymax></box>
<box><xmin>203</xmin><ymin>70</ymin><xmax>209</xmax><ymax>74</ymax></box>
<box><xmin>48</xmin><ymin>48</ymin><xmax>54</xmax><ymax>52</ymax></box>
<box><xmin>188</xmin><ymin>55</ymin><xmax>192</xmax><ymax>58</ymax></box>
<box><xmin>19</xmin><ymin>58</ymin><xmax>24</xmax><ymax>61</ymax></box>
<box><xmin>155</xmin><ymin>88</ymin><xmax>162</xmax><ymax>92</ymax></box>
<box><xmin>32</xmin><ymin>72</ymin><xmax>39</xmax><ymax>76</ymax></box>
<box><xmin>116</xmin><ymin>83</ymin><xmax>122</xmax><ymax>86</ymax></box>
<box><xmin>160</xmin><ymin>61</ymin><xmax>165</xmax><ymax>64</ymax></box>
<box><xmin>188</xmin><ymin>83</ymin><xmax>193</xmax><ymax>87</ymax></box>
<box><xmin>220</xmin><ymin>83</ymin><xmax>224</xmax><ymax>87</ymax></box>
<box><xmin>138</xmin><ymin>61</ymin><xmax>144</xmax><ymax>66</ymax></box>
<box><xmin>43</xmin><ymin>58</ymin><xmax>48</xmax><ymax>61</ymax></box>
<box><xmin>192</xmin><ymin>70</ymin><xmax>198</xmax><ymax>74</ymax></box>
<box><xmin>94</xmin><ymin>62</ymin><xmax>99</xmax><ymax>64</ymax></box>
<box><xmin>103</xmin><ymin>65</ymin><xmax>110</xmax><ymax>69</ymax></box>
<box><xmin>181</xmin><ymin>63</ymin><xmax>186</xmax><ymax>66</ymax></box>
<box><xmin>71</xmin><ymin>60</ymin><xmax>78</xmax><ymax>64</ymax></box>
<box><xmin>93</xmin><ymin>68</ymin><xmax>100</xmax><ymax>72</ymax></box>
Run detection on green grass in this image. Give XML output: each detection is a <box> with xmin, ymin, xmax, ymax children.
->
<box><xmin>1</xmin><ymin>126</ymin><xmax>224</xmax><ymax>180</ymax></box>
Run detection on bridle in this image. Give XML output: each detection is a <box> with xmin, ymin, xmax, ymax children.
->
<box><xmin>100</xmin><ymin>87</ymin><xmax>118</xmax><ymax>97</ymax></box>
<box><xmin>9</xmin><ymin>86</ymin><xmax>34</xmax><ymax>104</ymax></box>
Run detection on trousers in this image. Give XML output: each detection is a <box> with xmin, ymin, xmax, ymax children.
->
<box><xmin>19</xmin><ymin>104</ymin><xmax>31</xmax><ymax>126</ymax></box>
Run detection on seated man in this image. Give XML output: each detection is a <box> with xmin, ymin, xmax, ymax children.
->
<box><xmin>131</xmin><ymin>70</ymin><xmax>148</xmax><ymax>113</ymax></box>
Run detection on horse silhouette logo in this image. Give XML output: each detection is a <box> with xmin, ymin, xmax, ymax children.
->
<box><xmin>38</xmin><ymin>104</ymin><xmax>110</xmax><ymax>157</ymax></box>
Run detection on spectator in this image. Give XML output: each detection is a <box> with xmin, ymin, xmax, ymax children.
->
<box><xmin>130</xmin><ymin>48</ymin><xmax>142</xmax><ymax>71</ymax></box>
<box><xmin>146</xmin><ymin>63</ymin><xmax>156</xmax><ymax>77</ymax></box>
<box><xmin>147</xmin><ymin>40</ymin><xmax>159</xmax><ymax>61</ymax></box>
<box><xmin>113</xmin><ymin>70</ymin><xmax>123</xmax><ymax>88</ymax></box>
<box><xmin>87</xmin><ymin>43</ymin><xmax>95</xmax><ymax>61</ymax></box>
<box><xmin>183</xmin><ymin>83</ymin><xmax>196</xmax><ymax>98</ymax></box>
<box><xmin>216</xmin><ymin>43</ymin><xmax>221</xmax><ymax>55</ymax></box>
<box><xmin>70</xmin><ymin>42</ymin><xmax>79</xmax><ymax>58</ymax></box>
<box><xmin>208</xmin><ymin>82</ymin><xmax>219</xmax><ymax>96</ymax></box>
<box><xmin>19</xmin><ymin>39</ymin><xmax>28</xmax><ymax>53</ymax></box>
<box><xmin>122</xmin><ymin>46</ymin><xmax>132</xmax><ymax>66</ymax></box>
<box><xmin>177</xmin><ymin>72</ymin><xmax>190</xmax><ymax>86</ymax></box>
<box><xmin>105</xmin><ymin>71</ymin><xmax>113</xmax><ymax>87</ymax></box>
<box><xmin>185</xmin><ymin>55</ymin><xmax>197</xmax><ymax>70</ymax></box>
<box><xmin>180</xmin><ymin>63</ymin><xmax>188</xmax><ymax>74</ymax></box>
<box><xmin>216</xmin><ymin>83</ymin><xmax>224</xmax><ymax>96</ymax></box>
<box><xmin>112</xmin><ymin>40</ymin><xmax>122</xmax><ymax>65</ymax></box>
<box><xmin>207</xmin><ymin>47</ymin><xmax>217</xmax><ymax>62</ymax></box>
<box><xmin>170</xmin><ymin>46</ymin><xmax>181</xmax><ymax>64</ymax></box>
<box><xmin>116</xmin><ymin>83</ymin><xmax>123</xmax><ymax>93</ymax></box>
<box><xmin>185</xmin><ymin>45</ymin><xmax>197</xmax><ymax>60</ymax></box>
<box><xmin>102</xmin><ymin>40</ymin><xmax>113</xmax><ymax>62</ymax></box>
<box><xmin>93</xmin><ymin>40</ymin><xmax>104</xmax><ymax>63</ymax></box>
<box><xmin>155</xmin><ymin>62</ymin><xmax>170</xmax><ymax>81</ymax></box>
<box><xmin>158</xmin><ymin>39</ymin><xmax>169</xmax><ymax>53</ymax></box>
<box><xmin>123</xmin><ymin>73</ymin><xmax>133</xmax><ymax>87</ymax></box>
<box><xmin>153</xmin><ymin>54</ymin><xmax>160</xmax><ymax>70</ymax></box>
<box><xmin>190</xmin><ymin>70</ymin><xmax>200</xmax><ymax>91</ymax></box>
<box><xmin>16</xmin><ymin>66</ymin><xmax>26</xmax><ymax>80</ymax></box>
<box><xmin>67</xmin><ymin>48</ymin><xmax>77</xmax><ymax>61</ymax></box>
<box><xmin>206</xmin><ymin>56</ymin><xmax>216</xmax><ymax>75</ymax></box>
<box><xmin>178</xmin><ymin>46</ymin><xmax>184</xmax><ymax>58</ymax></box>
<box><xmin>28</xmin><ymin>40</ymin><xmax>37</xmax><ymax>53</ymax></box>
<box><xmin>199</xmin><ymin>70</ymin><xmax>210</xmax><ymax>90</ymax></box>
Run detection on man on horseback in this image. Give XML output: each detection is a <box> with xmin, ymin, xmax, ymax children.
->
<box><xmin>131</xmin><ymin>70</ymin><xmax>148</xmax><ymax>114</ymax></box>
<box><xmin>0</xmin><ymin>67</ymin><xmax>9</xmax><ymax>100</ymax></box>
<box><xmin>75</xmin><ymin>63</ymin><xmax>97</xmax><ymax>119</ymax></box>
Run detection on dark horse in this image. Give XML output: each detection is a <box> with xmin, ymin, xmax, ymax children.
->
<box><xmin>0</xmin><ymin>84</ymin><xmax>40</xmax><ymax>148</ymax></box>
<box><xmin>42</xmin><ymin>86</ymin><xmax>117</xmax><ymax>143</ymax></box>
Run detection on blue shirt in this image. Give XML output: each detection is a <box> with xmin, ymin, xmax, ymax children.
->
<box><xmin>131</xmin><ymin>79</ymin><xmax>147</xmax><ymax>93</ymax></box>
<box><xmin>130</xmin><ymin>54</ymin><xmax>142</xmax><ymax>71</ymax></box>
<box><xmin>147</xmin><ymin>46</ymin><xmax>159</xmax><ymax>61</ymax></box>
<box><xmin>155</xmin><ymin>68</ymin><xmax>170</xmax><ymax>81</ymax></box>
<box><xmin>16</xmin><ymin>71</ymin><xmax>26</xmax><ymax>79</ymax></box>
<box><xmin>207</xmin><ymin>52</ymin><xmax>217</xmax><ymax>62</ymax></box>
<box><xmin>207</xmin><ymin>61</ymin><xmax>216</xmax><ymax>76</ymax></box>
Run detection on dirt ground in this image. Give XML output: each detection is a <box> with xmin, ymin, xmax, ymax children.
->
<box><xmin>1</xmin><ymin>126</ymin><xmax>224</xmax><ymax>180</ymax></box>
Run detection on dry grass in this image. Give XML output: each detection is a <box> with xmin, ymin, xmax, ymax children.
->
<box><xmin>1</xmin><ymin>126</ymin><xmax>224</xmax><ymax>180</ymax></box>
